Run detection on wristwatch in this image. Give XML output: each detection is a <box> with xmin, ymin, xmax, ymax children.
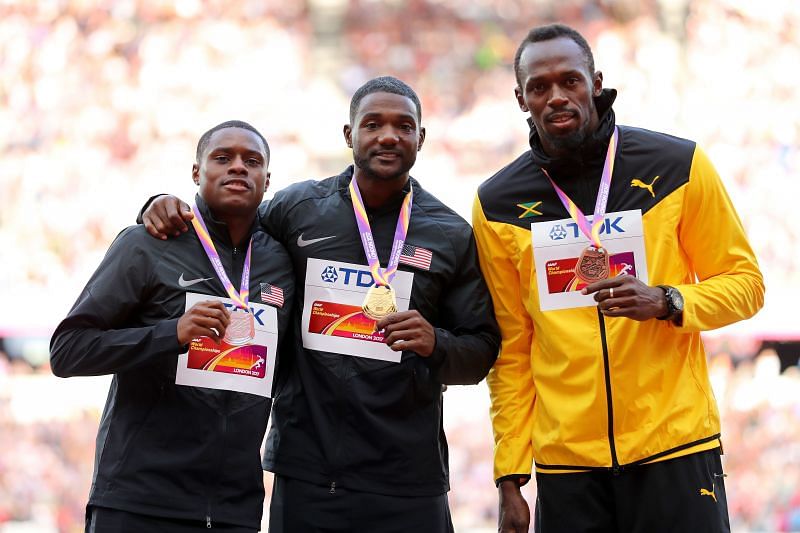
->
<box><xmin>656</xmin><ymin>285</ymin><xmax>684</xmax><ymax>322</ymax></box>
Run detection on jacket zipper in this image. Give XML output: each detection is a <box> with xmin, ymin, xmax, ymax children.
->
<box><xmin>205</xmin><ymin>387</ymin><xmax>231</xmax><ymax>528</ymax></box>
<box><xmin>597</xmin><ymin>309</ymin><xmax>620</xmax><ymax>474</ymax></box>
<box><xmin>204</xmin><ymin>245</ymin><xmax>241</xmax><ymax>526</ymax></box>
<box><xmin>327</xmin><ymin>355</ymin><xmax>348</xmax><ymax>495</ymax></box>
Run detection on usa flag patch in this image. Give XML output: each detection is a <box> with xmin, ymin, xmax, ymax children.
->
<box><xmin>260</xmin><ymin>283</ymin><xmax>285</xmax><ymax>308</ymax></box>
<box><xmin>399</xmin><ymin>244</ymin><xmax>432</xmax><ymax>271</ymax></box>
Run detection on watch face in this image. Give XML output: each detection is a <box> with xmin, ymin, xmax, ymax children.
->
<box><xmin>669</xmin><ymin>288</ymin><xmax>684</xmax><ymax>312</ymax></box>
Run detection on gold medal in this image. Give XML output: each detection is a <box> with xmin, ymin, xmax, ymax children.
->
<box><xmin>223</xmin><ymin>311</ymin><xmax>255</xmax><ymax>346</ymax></box>
<box><xmin>361</xmin><ymin>285</ymin><xmax>398</xmax><ymax>321</ymax></box>
<box><xmin>575</xmin><ymin>245</ymin><xmax>610</xmax><ymax>283</ymax></box>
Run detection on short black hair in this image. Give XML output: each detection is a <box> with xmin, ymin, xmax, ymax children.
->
<box><xmin>195</xmin><ymin>120</ymin><xmax>270</xmax><ymax>163</ymax></box>
<box><xmin>349</xmin><ymin>76</ymin><xmax>422</xmax><ymax>123</ymax></box>
<box><xmin>514</xmin><ymin>24</ymin><xmax>595</xmax><ymax>87</ymax></box>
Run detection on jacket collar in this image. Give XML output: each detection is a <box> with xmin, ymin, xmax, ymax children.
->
<box><xmin>528</xmin><ymin>88</ymin><xmax>617</xmax><ymax>176</ymax></box>
<box><xmin>337</xmin><ymin>165</ymin><xmax>416</xmax><ymax>215</ymax></box>
<box><xmin>193</xmin><ymin>193</ymin><xmax>259</xmax><ymax>248</ymax></box>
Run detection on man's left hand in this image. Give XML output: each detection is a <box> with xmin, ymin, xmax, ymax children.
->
<box><xmin>582</xmin><ymin>276</ymin><xmax>668</xmax><ymax>321</ymax></box>
<box><xmin>376</xmin><ymin>310</ymin><xmax>436</xmax><ymax>356</ymax></box>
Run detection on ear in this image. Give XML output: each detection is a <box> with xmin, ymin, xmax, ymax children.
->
<box><xmin>593</xmin><ymin>71</ymin><xmax>603</xmax><ymax>97</ymax></box>
<box><xmin>264</xmin><ymin>171</ymin><xmax>271</xmax><ymax>192</ymax></box>
<box><xmin>192</xmin><ymin>163</ymin><xmax>200</xmax><ymax>185</ymax></box>
<box><xmin>515</xmin><ymin>86</ymin><xmax>528</xmax><ymax>112</ymax></box>
<box><xmin>417</xmin><ymin>126</ymin><xmax>426</xmax><ymax>152</ymax></box>
<box><xmin>343</xmin><ymin>124</ymin><xmax>353</xmax><ymax>148</ymax></box>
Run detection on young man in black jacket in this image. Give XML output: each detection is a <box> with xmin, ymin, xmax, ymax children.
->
<box><xmin>140</xmin><ymin>77</ymin><xmax>501</xmax><ymax>532</ymax></box>
<box><xmin>51</xmin><ymin>120</ymin><xmax>294</xmax><ymax>532</ymax></box>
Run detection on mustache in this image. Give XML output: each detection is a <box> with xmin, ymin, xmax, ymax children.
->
<box><xmin>546</xmin><ymin>110</ymin><xmax>577</xmax><ymax>121</ymax></box>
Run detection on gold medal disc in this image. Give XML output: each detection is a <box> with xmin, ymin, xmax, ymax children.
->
<box><xmin>575</xmin><ymin>246</ymin><xmax>610</xmax><ymax>283</ymax></box>
<box><xmin>223</xmin><ymin>311</ymin><xmax>255</xmax><ymax>346</ymax></box>
<box><xmin>362</xmin><ymin>285</ymin><xmax>398</xmax><ymax>321</ymax></box>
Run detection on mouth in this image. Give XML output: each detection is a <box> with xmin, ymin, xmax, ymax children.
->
<box><xmin>373</xmin><ymin>150</ymin><xmax>402</xmax><ymax>161</ymax></box>
<box><xmin>547</xmin><ymin>111</ymin><xmax>577</xmax><ymax>125</ymax></box>
<box><xmin>222</xmin><ymin>178</ymin><xmax>252</xmax><ymax>192</ymax></box>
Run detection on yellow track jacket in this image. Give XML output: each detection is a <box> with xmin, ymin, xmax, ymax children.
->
<box><xmin>472</xmin><ymin>94</ymin><xmax>764</xmax><ymax>483</ymax></box>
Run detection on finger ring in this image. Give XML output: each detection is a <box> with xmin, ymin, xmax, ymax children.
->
<box><xmin>609</xmin><ymin>288</ymin><xmax>614</xmax><ymax>298</ymax></box>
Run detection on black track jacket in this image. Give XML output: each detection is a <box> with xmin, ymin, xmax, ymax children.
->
<box><xmin>50</xmin><ymin>195</ymin><xmax>294</xmax><ymax>529</ymax></box>
<box><xmin>261</xmin><ymin>166</ymin><xmax>500</xmax><ymax>496</ymax></box>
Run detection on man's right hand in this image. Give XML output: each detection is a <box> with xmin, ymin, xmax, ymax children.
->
<box><xmin>498</xmin><ymin>479</ymin><xmax>530</xmax><ymax>533</ymax></box>
<box><xmin>177</xmin><ymin>301</ymin><xmax>230</xmax><ymax>345</ymax></box>
<box><xmin>143</xmin><ymin>195</ymin><xmax>193</xmax><ymax>240</ymax></box>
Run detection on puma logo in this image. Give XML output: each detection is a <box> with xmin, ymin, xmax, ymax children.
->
<box><xmin>699</xmin><ymin>487</ymin><xmax>717</xmax><ymax>503</ymax></box>
<box><xmin>630</xmin><ymin>176</ymin><xmax>660</xmax><ymax>198</ymax></box>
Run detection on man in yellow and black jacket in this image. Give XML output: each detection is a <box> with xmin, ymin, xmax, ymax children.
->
<box><xmin>472</xmin><ymin>24</ymin><xmax>764</xmax><ymax>533</ymax></box>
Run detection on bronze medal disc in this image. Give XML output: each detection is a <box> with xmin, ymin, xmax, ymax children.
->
<box><xmin>362</xmin><ymin>285</ymin><xmax>398</xmax><ymax>321</ymax></box>
<box><xmin>575</xmin><ymin>246</ymin><xmax>610</xmax><ymax>283</ymax></box>
<box><xmin>223</xmin><ymin>312</ymin><xmax>255</xmax><ymax>346</ymax></box>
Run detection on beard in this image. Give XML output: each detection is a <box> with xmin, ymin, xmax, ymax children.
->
<box><xmin>353</xmin><ymin>151</ymin><xmax>415</xmax><ymax>182</ymax></box>
<box><xmin>541</xmin><ymin>117</ymin><xmax>593</xmax><ymax>155</ymax></box>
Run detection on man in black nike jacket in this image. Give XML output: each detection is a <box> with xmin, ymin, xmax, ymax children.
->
<box><xmin>51</xmin><ymin>121</ymin><xmax>295</xmax><ymax>531</ymax></box>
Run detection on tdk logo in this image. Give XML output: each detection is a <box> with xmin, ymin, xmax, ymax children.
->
<box><xmin>567</xmin><ymin>217</ymin><xmax>624</xmax><ymax>238</ymax></box>
<box><xmin>550</xmin><ymin>217</ymin><xmax>625</xmax><ymax>240</ymax></box>
<box><xmin>341</xmin><ymin>268</ymin><xmax>376</xmax><ymax>287</ymax></box>
<box><xmin>222</xmin><ymin>304</ymin><xmax>265</xmax><ymax>326</ymax></box>
<box><xmin>322</xmin><ymin>266</ymin><xmax>376</xmax><ymax>287</ymax></box>
<box><xmin>321</xmin><ymin>266</ymin><xmax>338</xmax><ymax>283</ymax></box>
<box><xmin>549</xmin><ymin>224</ymin><xmax>567</xmax><ymax>240</ymax></box>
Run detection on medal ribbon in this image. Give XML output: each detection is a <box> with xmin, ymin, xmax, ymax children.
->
<box><xmin>542</xmin><ymin>126</ymin><xmax>619</xmax><ymax>249</ymax></box>
<box><xmin>349</xmin><ymin>178</ymin><xmax>413</xmax><ymax>287</ymax></box>
<box><xmin>190</xmin><ymin>204</ymin><xmax>253</xmax><ymax>311</ymax></box>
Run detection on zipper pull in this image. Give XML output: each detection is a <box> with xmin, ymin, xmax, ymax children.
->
<box><xmin>329</xmin><ymin>482</ymin><xmax>336</xmax><ymax>494</ymax></box>
<box><xmin>206</xmin><ymin>515</ymin><xmax>211</xmax><ymax>528</ymax></box>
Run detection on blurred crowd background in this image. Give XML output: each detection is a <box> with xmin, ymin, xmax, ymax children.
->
<box><xmin>0</xmin><ymin>0</ymin><xmax>798</xmax><ymax>531</ymax></box>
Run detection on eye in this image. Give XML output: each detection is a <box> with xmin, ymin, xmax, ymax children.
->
<box><xmin>246</xmin><ymin>158</ymin><xmax>262</xmax><ymax>166</ymax></box>
<box><xmin>566</xmin><ymin>77</ymin><xmax>580</xmax><ymax>87</ymax></box>
<box><xmin>214</xmin><ymin>155</ymin><xmax>230</xmax><ymax>163</ymax></box>
<box><xmin>531</xmin><ymin>83</ymin><xmax>546</xmax><ymax>94</ymax></box>
<box><xmin>364</xmin><ymin>122</ymin><xmax>379</xmax><ymax>130</ymax></box>
<box><xmin>400</xmin><ymin>124</ymin><xmax>414</xmax><ymax>133</ymax></box>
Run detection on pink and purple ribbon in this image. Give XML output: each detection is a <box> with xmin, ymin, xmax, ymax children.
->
<box><xmin>542</xmin><ymin>126</ymin><xmax>619</xmax><ymax>249</ymax></box>
<box><xmin>349</xmin><ymin>178</ymin><xmax>413</xmax><ymax>287</ymax></box>
<box><xmin>190</xmin><ymin>204</ymin><xmax>252</xmax><ymax>311</ymax></box>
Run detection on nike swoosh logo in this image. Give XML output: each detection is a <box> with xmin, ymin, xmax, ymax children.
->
<box><xmin>178</xmin><ymin>273</ymin><xmax>214</xmax><ymax>287</ymax></box>
<box><xmin>297</xmin><ymin>233</ymin><xmax>336</xmax><ymax>248</ymax></box>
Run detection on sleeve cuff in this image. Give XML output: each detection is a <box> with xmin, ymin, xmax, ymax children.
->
<box><xmin>495</xmin><ymin>474</ymin><xmax>532</xmax><ymax>488</ymax></box>
<box><xmin>154</xmin><ymin>318</ymin><xmax>184</xmax><ymax>352</ymax></box>
<box><xmin>136</xmin><ymin>193</ymin><xmax>168</xmax><ymax>224</ymax></box>
<box><xmin>423</xmin><ymin>328</ymin><xmax>446</xmax><ymax>368</ymax></box>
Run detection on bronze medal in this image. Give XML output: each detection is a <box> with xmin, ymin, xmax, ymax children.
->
<box><xmin>223</xmin><ymin>312</ymin><xmax>255</xmax><ymax>346</ymax></box>
<box><xmin>575</xmin><ymin>246</ymin><xmax>610</xmax><ymax>283</ymax></box>
<box><xmin>362</xmin><ymin>285</ymin><xmax>398</xmax><ymax>321</ymax></box>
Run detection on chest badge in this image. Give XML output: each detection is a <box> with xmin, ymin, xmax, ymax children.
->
<box><xmin>517</xmin><ymin>201</ymin><xmax>543</xmax><ymax>218</ymax></box>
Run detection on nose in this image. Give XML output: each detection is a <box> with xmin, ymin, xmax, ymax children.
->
<box><xmin>377</xmin><ymin>126</ymin><xmax>399</xmax><ymax>145</ymax></box>
<box><xmin>228</xmin><ymin>155</ymin><xmax>247</xmax><ymax>174</ymax></box>
<box><xmin>548</xmin><ymin>86</ymin><xmax>568</xmax><ymax>107</ymax></box>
